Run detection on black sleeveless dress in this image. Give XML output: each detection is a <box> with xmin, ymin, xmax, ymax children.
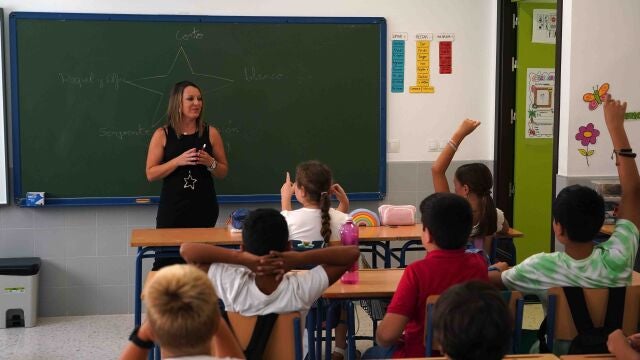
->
<box><xmin>152</xmin><ymin>125</ymin><xmax>219</xmax><ymax>269</ymax></box>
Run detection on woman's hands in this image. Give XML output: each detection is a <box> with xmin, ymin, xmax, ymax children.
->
<box><xmin>195</xmin><ymin>147</ymin><xmax>216</xmax><ymax>169</ymax></box>
<box><xmin>172</xmin><ymin>148</ymin><xmax>199</xmax><ymax>167</ymax></box>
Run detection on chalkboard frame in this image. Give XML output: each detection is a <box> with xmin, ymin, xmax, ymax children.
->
<box><xmin>10</xmin><ymin>12</ymin><xmax>387</xmax><ymax>206</ymax></box>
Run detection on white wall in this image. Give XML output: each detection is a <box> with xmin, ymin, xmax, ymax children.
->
<box><xmin>559</xmin><ymin>0</ymin><xmax>640</xmax><ymax>177</ymax></box>
<box><xmin>1</xmin><ymin>0</ymin><xmax>497</xmax><ymax>164</ymax></box>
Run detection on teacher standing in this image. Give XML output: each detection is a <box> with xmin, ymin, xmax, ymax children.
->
<box><xmin>146</xmin><ymin>80</ymin><xmax>229</xmax><ymax>270</ymax></box>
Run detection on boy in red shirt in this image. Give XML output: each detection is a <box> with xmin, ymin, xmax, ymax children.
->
<box><xmin>363</xmin><ymin>193</ymin><xmax>489</xmax><ymax>358</ymax></box>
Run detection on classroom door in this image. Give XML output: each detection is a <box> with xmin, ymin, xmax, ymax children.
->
<box><xmin>512</xmin><ymin>2</ymin><xmax>557</xmax><ymax>261</ymax></box>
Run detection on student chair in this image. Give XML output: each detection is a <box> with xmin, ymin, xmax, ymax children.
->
<box><xmin>425</xmin><ymin>290</ymin><xmax>524</xmax><ymax>356</ymax></box>
<box><xmin>544</xmin><ymin>285</ymin><xmax>640</xmax><ymax>352</ymax></box>
<box><xmin>226</xmin><ymin>311</ymin><xmax>303</xmax><ymax>360</ymax></box>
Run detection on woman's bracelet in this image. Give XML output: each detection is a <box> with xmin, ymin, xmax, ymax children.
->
<box><xmin>447</xmin><ymin>139</ymin><xmax>458</xmax><ymax>152</ymax></box>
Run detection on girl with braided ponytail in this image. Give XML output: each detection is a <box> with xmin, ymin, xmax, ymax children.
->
<box><xmin>280</xmin><ymin>160</ymin><xmax>353</xmax><ymax>359</ymax></box>
<box><xmin>432</xmin><ymin>119</ymin><xmax>510</xmax><ymax>256</ymax></box>
<box><xmin>280</xmin><ymin>160</ymin><xmax>349</xmax><ymax>245</ymax></box>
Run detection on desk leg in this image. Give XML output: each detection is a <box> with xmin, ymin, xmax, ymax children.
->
<box><xmin>325</xmin><ymin>302</ymin><xmax>335</xmax><ymax>360</ymax></box>
<box><xmin>384</xmin><ymin>241</ymin><xmax>391</xmax><ymax>268</ymax></box>
<box><xmin>346</xmin><ymin>301</ymin><xmax>356</xmax><ymax>360</ymax></box>
<box><xmin>135</xmin><ymin>247</ymin><xmax>143</xmax><ymax>326</ymax></box>
<box><xmin>316</xmin><ymin>303</ymin><xmax>323</xmax><ymax>360</ymax></box>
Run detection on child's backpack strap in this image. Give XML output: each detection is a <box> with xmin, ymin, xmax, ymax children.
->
<box><xmin>244</xmin><ymin>313</ymin><xmax>279</xmax><ymax>360</ymax></box>
<box><xmin>563</xmin><ymin>287</ymin><xmax>626</xmax><ymax>354</ymax></box>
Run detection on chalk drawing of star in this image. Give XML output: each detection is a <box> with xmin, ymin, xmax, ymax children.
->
<box><xmin>184</xmin><ymin>171</ymin><xmax>197</xmax><ymax>190</ymax></box>
<box><xmin>123</xmin><ymin>46</ymin><xmax>235</xmax><ymax>128</ymax></box>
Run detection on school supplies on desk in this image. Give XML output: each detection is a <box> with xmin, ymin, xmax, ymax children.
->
<box><xmin>378</xmin><ymin>205</ymin><xmax>416</xmax><ymax>226</ymax></box>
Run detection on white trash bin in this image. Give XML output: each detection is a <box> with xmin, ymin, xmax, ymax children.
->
<box><xmin>0</xmin><ymin>257</ymin><xmax>41</xmax><ymax>328</ymax></box>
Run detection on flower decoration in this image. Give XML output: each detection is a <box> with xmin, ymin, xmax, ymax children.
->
<box><xmin>575</xmin><ymin>123</ymin><xmax>600</xmax><ymax>166</ymax></box>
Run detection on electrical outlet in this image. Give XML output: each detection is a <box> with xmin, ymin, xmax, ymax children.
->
<box><xmin>427</xmin><ymin>140</ymin><xmax>439</xmax><ymax>152</ymax></box>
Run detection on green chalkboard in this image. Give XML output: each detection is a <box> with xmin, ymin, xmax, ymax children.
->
<box><xmin>10</xmin><ymin>13</ymin><xmax>386</xmax><ymax>205</ymax></box>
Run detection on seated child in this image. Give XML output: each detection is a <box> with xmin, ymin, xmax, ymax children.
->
<box><xmin>118</xmin><ymin>264</ymin><xmax>244</xmax><ymax>360</ymax></box>
<box><xmin>433</xmin><ymin>280</ymin><xmax>512</xmax><ymax>360</ymax></box>
<box><xmin>489</xmin><ymin>95</ymin><xmax>640</xmax><ymax>353</ymax></box>
<box><xmin>180</xmin><ymin>208</ymin><xmax>360</xmax><ymax>356</ymax></box>
<box><xmin>280</xmin><ymin>160</ymin><xmax>349</xmax><ymax>246</ymax></box>
<box><xmin>280</xmin><ymin>160</ymin><xmax>352</xmax><ymax>358</ymax></box>
<box><xmin>362</xmin><ymin>193</ymin><xmax>489</xmax><ymax>359</ymax></box>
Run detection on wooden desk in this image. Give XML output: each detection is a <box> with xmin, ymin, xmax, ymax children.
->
<box><xmin>560</xmin><ymin>355</ymin><xmax>615</xmax><ymax>359</ymax></box>
<box><xmin>321</xmin><ymin>269</ymin><xmax>403</xmax><ymax>360</ymax></box>
<box><xmin>358</xmin><ymin>223</ymin><xmax>524</xmax><ymax>241</ymax></box>
<box><xmin>131</xmin><ymin>227</ymin><xmax>242</xmax><ymax>247</ymax></box>
<box><xmin>322</xmin><ymin>268</ymin><xmax>403</xmax><ymax>299</ymax></box>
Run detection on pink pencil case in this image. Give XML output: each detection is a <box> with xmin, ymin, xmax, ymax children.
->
<box><xmin>378</xmin><ymin>205</ymin><xmax>416</xmax><ymax>226</ymax></box>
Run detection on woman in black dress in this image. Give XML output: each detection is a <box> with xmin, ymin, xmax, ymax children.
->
<box><xmin>145</xmin><ymin>81</ymin><xmax>229</xmax><ymax>270</ymax></box>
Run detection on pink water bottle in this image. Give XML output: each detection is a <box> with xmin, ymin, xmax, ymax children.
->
<box><xmin>340</xmin><ymin>217</ymin><xmax>359</xmax><ymax>284</ymax></box>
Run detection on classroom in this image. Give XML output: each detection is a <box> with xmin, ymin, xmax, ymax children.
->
<box><xmin>0</xmin><ymin>0</ymin><xmax>639</xmax><ymax>359</ymax></box>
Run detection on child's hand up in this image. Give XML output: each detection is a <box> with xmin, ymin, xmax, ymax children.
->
<box><xmin>454</xmin><ymin>119</ymin><xmax>481</xmax><ymax>139</ymax></box>
<box><xmin>281</xmin><ymin>172</ymin><xmax>294</xmax><ymax>200</ymax></box>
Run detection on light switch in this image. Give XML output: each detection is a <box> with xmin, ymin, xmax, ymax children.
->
<box><xmin>389</xmin><ymin>139</ymin><xmax>400</xmax><ymax>153</ymax></box>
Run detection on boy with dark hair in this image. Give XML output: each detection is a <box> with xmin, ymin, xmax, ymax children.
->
<box><xmin>433</xmin><ymin>281</ymin><xmax>512</xmax><ymax>360</ymax></box>
<box><xmin>362</xmin><ymin>193</ymin><xmax>489</xmax><ymax>359</ymax></box>
<box><xmin>490</xmin><ymin>96</ymin><xmax>640</xmax><ymax>301</ymax></box>
<box><xmin>180</xmin><ymin>207</ymin><xmax>359</xmax><ymax>318</ymax></box>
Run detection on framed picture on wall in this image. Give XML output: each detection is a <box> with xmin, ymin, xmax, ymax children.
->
<box><xmin>0</xmin><ymin>9</ymin><xmax>8</xmax><ymax>204</ymax></box>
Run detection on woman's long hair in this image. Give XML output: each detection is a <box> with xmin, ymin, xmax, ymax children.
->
<box><xmin>166</xmin><ymin>81</ymin><xmax>205</xmax><ymax>138</ymax></box>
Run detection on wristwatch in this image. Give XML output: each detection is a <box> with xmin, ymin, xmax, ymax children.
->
<box><xmin>208</xmin><ymin>158</ymin><xmax>218</xmax><ymax>171</ymax></box>
<box><xmin>129</xmin><ymin>325</ymin><xmax>154</xmax><ymax>349</ymax></box>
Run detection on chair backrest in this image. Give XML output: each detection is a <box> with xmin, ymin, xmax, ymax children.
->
<box><xmin>424</xmin><ymin>290</ymin><xmax>524</xmax><ymax>356</ymax></box>
<box><xmin>546</xmin><ymin>285</ymin><xmax>640</xmax><ymax>344</ymax></box>
<box><xmin>226</xmin><ymin>311</ymin><xmax>303</xmax><ymax>360</ymax></box>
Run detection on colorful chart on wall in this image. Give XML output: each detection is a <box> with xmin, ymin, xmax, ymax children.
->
<box><xmin>525</xmin><ymin>68</ymin><xmax>555</xmax><ymax>139</ymax></box>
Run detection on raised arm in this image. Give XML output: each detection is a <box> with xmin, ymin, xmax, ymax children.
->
<box><xmin>604</xmin><ymin>95</ymin><xmax>640</xmax><ymax>229</ymax></box>
<box><xmin>431</xmin><ymin>119</ymin><xmax>481</xmax><ymax>192</ymax></box>
<box><xmin>331</xmin><ymin>183</ymin><xmax>350</xmax><ymax>213</ymax></box>
<box><xmin>280</xmin><ymin>172</ymin><xmax>294</xmax><ymax>211</ymax></box>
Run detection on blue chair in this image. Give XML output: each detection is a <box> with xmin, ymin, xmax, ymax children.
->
<box><xmin>425</xmin><ymin>290</ymin><xmax>524</xmax><ymax>356</ymax></box>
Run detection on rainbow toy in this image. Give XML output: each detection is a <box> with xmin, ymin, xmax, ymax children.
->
<box><xmin>349</xmin><ymin>208</ymin><xmax>381</xmax><ymax>227</ymax></box>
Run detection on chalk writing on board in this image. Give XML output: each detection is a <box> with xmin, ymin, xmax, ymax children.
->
<box><xmin>175</xmin><ymin>28</ymin><xmax>204</xmax><ymax>41</ymax></box>
<box><xmin>98</xmin><ymin>125</ymin><xmax>154</xmax><ymax>140</ymax></box>
<box><xmin>58</xmin><ymin>72</ymin><xmax>125</xmax><ymax>89</ymax></box>
<box><xmin>123</xmin><ymin>46</ymin><xmax>236</xmax><ymax>128</ymax></box>
<box><xmin>243</xmin><ymin>66</ymin><xmax>286</xmax><ymax>81</ymax></box>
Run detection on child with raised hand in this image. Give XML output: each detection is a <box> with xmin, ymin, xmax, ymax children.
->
<box><xmin>431</xmin><ymin>119</ymin><xmax>509</xmax><ymax>255</ymax></box>
<box><xmin>281</xmin><ymin>160</ymin><xmax>350</xmax><ymax>245</ymax></box>
<box><xmin>490</xmin><ymin>95</ymin><xmax>640</xmax><ymax>354</ymax></box>
<box><xmin>119</xmin><ymin>264</ymin><xmax>244</xmax><ymax>360</ymax></box>
<box><xmin>280</xmin><ymin>160</ymin><xmax>352</xmax><ymax>359</ymax></box>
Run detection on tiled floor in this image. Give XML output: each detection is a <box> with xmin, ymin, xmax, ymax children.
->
<box><xmin>0</xmin><ymin>304</ymin><xmax>544</xmax><ymax>359</ymax></box>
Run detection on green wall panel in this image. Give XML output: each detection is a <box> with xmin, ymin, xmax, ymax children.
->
<box><xmin>513</xmin><ymin>2</ymin><xmax>556</xmax><ymax>261</ymax></box>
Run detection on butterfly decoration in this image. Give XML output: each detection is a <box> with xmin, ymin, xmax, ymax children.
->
<box><xmin>583</xmin><ymin>83</ymin><xmax>609</xmax><ymax>111</ymax></box>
